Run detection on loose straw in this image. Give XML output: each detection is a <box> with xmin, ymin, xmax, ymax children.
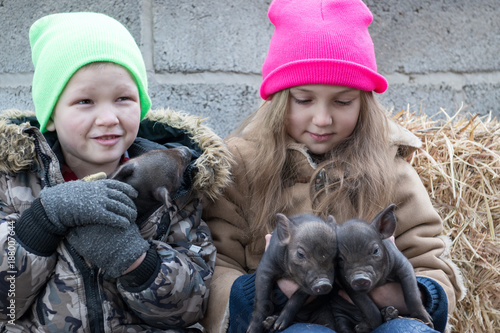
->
<box><xmin>394</xmin><ymin>108</ymin><xmax>500</xmax><ymax>332</ymax></box>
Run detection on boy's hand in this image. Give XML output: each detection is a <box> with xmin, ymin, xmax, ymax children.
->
<box><xmin>39</xmin><ymin>179</ymin><xmax>138</xmax><ymax>235</ymax></box>
<box><xmin>67</xmin><ymin>222</ymin><xmax>150</xmax><ymax>279</ymax></box>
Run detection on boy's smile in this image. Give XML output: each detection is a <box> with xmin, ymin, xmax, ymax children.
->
<box><xmin>46</xmin><ymin>62</ymin><xmax>141</xmax><ymax>178</ymax></box>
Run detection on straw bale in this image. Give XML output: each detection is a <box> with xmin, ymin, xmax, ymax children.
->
<box><xmin>394</xmin><ymin>108</ymin><xmax>500</xmax><ymax>332</ymax></box>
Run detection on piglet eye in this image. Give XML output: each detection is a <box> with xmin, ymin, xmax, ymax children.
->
<box><xmin>372</xmin><ymin>246</ymin><xmax>380</xmax><ymax>256</ymax></box>
<box><xmin>296</xmin><ymin>249</ymin><xmax>306</xmax><ymax>260</ymax></box>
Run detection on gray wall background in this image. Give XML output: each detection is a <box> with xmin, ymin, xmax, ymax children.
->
<box><xmin>1</xmin><ymin>0</ymin><xmax>499</xmax><ymax>138</ymax></box>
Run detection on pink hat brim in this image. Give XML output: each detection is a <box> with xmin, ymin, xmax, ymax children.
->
<box><xmin>260</xmin><ymin>59</ymin><xmax>388</xmax><ymax>100</ymax></box>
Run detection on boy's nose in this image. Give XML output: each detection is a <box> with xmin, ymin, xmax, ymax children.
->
<box><xmin>95</xmin><ymin>107</ymin><xmax>120</xmax><ymax>126</ymax></box>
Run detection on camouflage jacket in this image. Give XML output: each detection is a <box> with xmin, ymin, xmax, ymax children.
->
<box><xmin>0</xmin><ymin>109</ymin><xmax>232</xmax><ymax>332</ymax></box>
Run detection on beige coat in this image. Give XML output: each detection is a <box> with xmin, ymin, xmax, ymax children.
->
<box><xmin>201</xmin><ymin>120</ymin><xmax>465</xmax><ymax>333</ymax></box>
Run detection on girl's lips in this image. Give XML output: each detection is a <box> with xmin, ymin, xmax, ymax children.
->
<box><xmin>309</xmin><ymin>132</ymin><xmax>334</xmax><ymax>142</ymax></box>
<box><xmin>93</xmin><ymin>135</ymin><xmax>121</xmax><ymax>146</ymax></box>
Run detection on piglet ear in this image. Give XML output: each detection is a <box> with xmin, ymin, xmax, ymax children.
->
<box><xmin>326</xmin><ymin>215</ymin><xmax>338</xmax><ymax>231</ymax></box>
<box><xmin>276</xmin><ymin>213</ymin><xmax>293</xmax><ymax>245</ymax></box>
<box><xmin>154</xmin><ymin>187</ymin><xmax>171</xmax><ymax>206</ymax></box>
<box><xmin>371</xmin><ymin>204</ymin><xmax>397</xmax><ymax>239</ymax></box>
<box><xmin>110</xmin><ymin>162</ymin><xmax>135</xmax><ymax>181</ymax></box>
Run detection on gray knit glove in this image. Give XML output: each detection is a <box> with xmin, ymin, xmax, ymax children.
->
<box><xmin>39</xmin><ymin>179</ymin><xmax>138</xmax><ymax>235</ymax></box>
<box><xmin>66</xmin><ymin>222</ymin><xmax>150</xmax><ymax>278</ymax></box>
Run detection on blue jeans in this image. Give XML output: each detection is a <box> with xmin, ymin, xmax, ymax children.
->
<box><xmin>279</xmin><ymin>319</ymin><xmax>438</xmax><ymax>332</ymax></box>
<box><xmin>228</xmin><ymin>273</ymin><xmax>447</xmax><ymax>333</ymax></box>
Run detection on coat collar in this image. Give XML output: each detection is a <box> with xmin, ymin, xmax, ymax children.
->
<box><xmin>285</xmin><ymin>119</ymin><xmax>422</xmax><ymax>170</ymax></box>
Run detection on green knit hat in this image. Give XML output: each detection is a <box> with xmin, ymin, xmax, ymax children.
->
<box><xmin>30</xmin><ymin>12</ymin><xmax>151</xmax><ymax>133</ymax></box>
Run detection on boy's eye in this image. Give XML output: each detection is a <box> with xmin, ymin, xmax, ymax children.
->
<box><xmin>77</xmin><ymin>99</ymin><xmax>92</xmax><ymax>105</ymax></box>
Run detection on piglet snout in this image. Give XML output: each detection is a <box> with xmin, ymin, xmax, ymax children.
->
<box><xmin>311</xmin><ymin>278</ymin><xmax>332</xmax><ymax>295</ymax></box>
<box><xmin>351</xmin><ymin>273</ymin><xmax>372</xmax><ymax>292</ymax></box>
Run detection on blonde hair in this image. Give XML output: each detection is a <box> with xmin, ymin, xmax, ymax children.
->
<box><xmin>230</xmin><ymin>89</ymin><xmax>396</xmax><ymax>236</ymax></box>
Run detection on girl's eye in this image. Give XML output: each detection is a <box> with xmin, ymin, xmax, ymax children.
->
<box><xmin>336</xmin><ymin>100</ymin><xmax>352</xmax><ymax>106</ymax></box>
<box><xmin>293</xmin><ymin>98</ymin><xmax>311</xmax><ymax>105</ymax></box>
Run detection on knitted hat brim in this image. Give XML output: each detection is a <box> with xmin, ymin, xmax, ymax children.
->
<box><xmin>260</xmin><ymin>59</ymin><xmax>388</xmax><ymax>100</ymax></box>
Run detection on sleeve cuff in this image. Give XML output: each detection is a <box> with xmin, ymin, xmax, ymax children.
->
<box><xmin>417</xmin><ymin>276</ymin><xmax>440</xmax><ymax>314</ymax></box>
<box><xmin>230</xmin><ymin>273</ymin><xmax>288</xmax><ymax>313</ymax></box>
<box><xmin>235</xmin><ymin>272</ymin><xmax>256</xmax><ymax>301</ymax></box>
<box><xmin>417</xmin><ymin>276</ymin><xmax>448</xmax><ymax>333</ymax></box>
<box><xmin>14</xmin><ymin>198</ymin><xmax>63</xmax><ymax>256</ymax></box>
<box><xmin>119</xmin><ymin>246</ymin><xmax>161</xmax><ymax>291</ymax></box>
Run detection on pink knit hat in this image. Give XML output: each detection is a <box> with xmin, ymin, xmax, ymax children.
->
<box><xmin>260</xmin><ymin>0</ymin><xmax>388</xmax><ymax>100</ymax></box>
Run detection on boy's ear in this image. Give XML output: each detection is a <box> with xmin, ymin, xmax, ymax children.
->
<box><xmin>45</xmin><ymin>118</ymin><xmax>56</xmax><ymax>132</ymax></box>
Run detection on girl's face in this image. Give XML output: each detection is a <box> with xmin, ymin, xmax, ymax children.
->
<box><xmin>46</xmin><ymin>63</ymin><xmax>141</xmax><ymax>178</ymax></box>
<box><xmin>286</xmin><ymin>85</ymin><xmax>361</xmax><ymax>155</ymax></box>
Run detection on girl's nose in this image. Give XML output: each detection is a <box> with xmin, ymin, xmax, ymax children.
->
<box><xmin>312</xmin><ymin>105</ymin><xmax>333</xmax><ymax>127</ymax></box>
<box><xmin>95</xmin><ymin>106</ymin><xmax>119</xmax><ymax>126</ymax></box>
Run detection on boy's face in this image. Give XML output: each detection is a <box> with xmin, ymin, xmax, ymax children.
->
<box><xmin>46</xmin><ymin>63</ymin><xmax>141</xmax><ymax>177</ymax></box>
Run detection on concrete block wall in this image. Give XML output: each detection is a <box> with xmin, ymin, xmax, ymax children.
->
<box><xmin>1</xmin><ymin>0</ymin><xmax>499</xmax><ymax>138</ymax></box>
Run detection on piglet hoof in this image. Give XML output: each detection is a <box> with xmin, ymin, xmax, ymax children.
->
<box><xmin>381</xmin><ymin>306</ymin><xmax>399</xmax><ymax>322</ymax></box>
<box><xmin>272</xmin><ymin>313</ymin><xmax>294</xmax><ymax>332</ymax></box>
<box><xmin>247</xmin><ymin>320</ymin><xmax>264</xmax><ymax>333</ymax></box>
<box><xmin>263</xmin><ymin>315</ymin><xmax>278</xmax><ymax>331</ymax></box>
<box><xmin>354</xmin><ymin>322</ymin><xmax>372</xmax><ymax>333</ymax></box>
<box><xmin>411</xmin><ymin>310</ymin><xmax>434</xmax><ymax>329</ymax></box>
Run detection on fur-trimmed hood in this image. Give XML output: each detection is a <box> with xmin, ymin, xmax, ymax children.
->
<box><xmin>0</xmin><ymin>108</ymin><xmax>232</xmax><ymax>200</ymax></box>
<box><xmin>387</xmin><ymin>119</ymin><xmax>422</xmax><ymax>158</ymax></box>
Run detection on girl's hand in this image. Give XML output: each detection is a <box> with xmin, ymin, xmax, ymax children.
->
<box><xmin>369</xmin><ymin>282</ymin><xmax>410</xmax><ymax>314</ymax></box>
<box><xmin>264</xmin><ymin>233</ymin><xmax>272</xmax><ymax>251</ymax></box>
<box><xmin>337</xmin><ymin>282</ymin><xmax>410</xmax><ymax>314</ymax></box>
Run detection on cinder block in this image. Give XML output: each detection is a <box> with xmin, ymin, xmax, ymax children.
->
<box><xmin>380</xmin><ymin>81</ymin><xmax>500</xmax><ymax>119</ymax></box>
<box><xmin>0</xmin><ymin>87</ymin><xmax>34</xmax><ymax>112</ymax></box>
<box><xmin>0</xmin><ymin>0</ymin><xmax>143</xmax><ymax>74</ymax></box>
<box><xmin>152</xmin><ymin>0</ymin><xmax>273</xmax><ymax>74</ymax></box>
<box><xmin>378</xmin><ymin>83</ymin><xmax>460</xmax><ymax>116</ymax></box>
<box><xmin>365</xmin><ymin>0</ymin><xmax>500</xmax><ymax>74</ymax></box>
<box><xmin>149</xmin><ymin>82</ymin><xmax>261</xmax><ymax>138</ymax></box>
<box><xmin>463</xmin><ymin>83</ymin><xmax>500</xmax><ymax>118</ymax></box>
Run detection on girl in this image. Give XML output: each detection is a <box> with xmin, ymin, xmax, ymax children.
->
<box><xmin>201</xmin><ymin>0</ymin><xmax>465</xmax><ymax>332</ymax></box>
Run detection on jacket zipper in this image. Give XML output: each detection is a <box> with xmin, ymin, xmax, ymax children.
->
<box><xmin>65</xmin><ymin>240</ymin><xmax>105</xmax><ymax>332</ymax></box>
<box><xmin>87</xmin><ymin>269</ymin><xmax>104</xmax><ymax>332</ymax></box>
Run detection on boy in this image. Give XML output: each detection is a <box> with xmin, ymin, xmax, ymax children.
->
<box><xmin>0</xmin><ymin>12</ymin><xmax>232</xmax><ymax>332</ymax></box>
